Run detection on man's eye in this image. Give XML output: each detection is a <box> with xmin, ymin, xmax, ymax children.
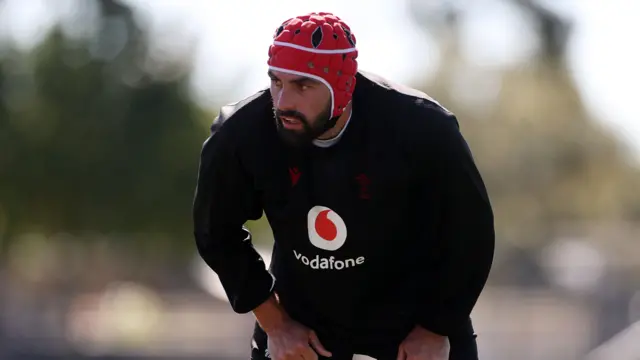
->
<box><xmin>271</xmin><ymin>79</ymin><xmax>282</xmax><ymax>87</ymax></box>
<box><xmin>300</xmin><ymin>84</ymin><xmax>310</xmax><ymax>91</ymax></box>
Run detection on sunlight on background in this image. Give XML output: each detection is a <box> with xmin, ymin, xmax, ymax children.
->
<box><xmin>125</xmin><ymin>0</ymin><xmax>640</xmax><ymax>158</ymax></box>
<box><xmin>125</xmin><ymin>0</ymin><xmax>440</xmax><ymax>106</ymax></box>
<box><xmin>1</xmin><ymin>0</ymin><xmax>638</xmax><ymax>156</ymax></box>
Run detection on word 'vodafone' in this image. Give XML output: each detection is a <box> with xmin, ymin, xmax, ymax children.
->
<box><xmin>293</xmin><ymin>250</ymin><xmax>365</xmax><ymax>270</ymax></box>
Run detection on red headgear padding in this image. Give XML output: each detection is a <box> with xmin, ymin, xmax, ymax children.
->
<box><xmin>268</xmin><ymin>12</ymin><xmax>358</xmax><ymax>119</ymax></box>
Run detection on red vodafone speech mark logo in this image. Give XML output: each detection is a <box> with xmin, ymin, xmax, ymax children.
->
<box><xmin>315</xmin><ymin>210</ymin><xmax>337</xmax><ymax>241</ymax></box>
<box><xmin>307</xmin><ymin>206</ymin><xmax>347</xmax><ymax>251</ymax></box>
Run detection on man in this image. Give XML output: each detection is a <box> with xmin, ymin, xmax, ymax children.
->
<box><xmin>193</xmin><ymin>11</ymin><xmax>495</xmax><ymax>360</ymax></box>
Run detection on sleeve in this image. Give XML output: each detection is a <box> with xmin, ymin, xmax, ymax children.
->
<box><xmin>192</xmin><ymin>117</ymin><xmax>275</xmax><ymax>314</ymax></box>
<box><xmin>415</xmin><ymin>113</ymin><xmax>495</xmax><ymax>337</ymax></box>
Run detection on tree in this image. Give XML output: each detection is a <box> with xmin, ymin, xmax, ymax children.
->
<box><xmin>0</xmin><ymin>0</ymin><xmax>208</xmax><ymax>256</ymax></box>
<box><xmin>407</xmin><ymin>0</ymin><xmax>640</xmax><ymax>282</ymax></box>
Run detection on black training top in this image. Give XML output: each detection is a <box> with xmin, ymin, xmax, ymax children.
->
<box><xmin>193</xmin><ymin>70</ymin><xmax>495</xmax><ymax>354</ymax></box>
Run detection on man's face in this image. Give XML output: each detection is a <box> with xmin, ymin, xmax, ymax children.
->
<box><xmin>268</xmin><ymin>70</ymin><xmax>332</xmax><ymax>147</ymax></box>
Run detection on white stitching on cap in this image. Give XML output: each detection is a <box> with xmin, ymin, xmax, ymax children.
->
<box><xmin>268</xmin><ymin>65</ymin><xmax>336</xmax><ymax>117</ymax></box>
<box><xmin>273</xmin><ymin>41</ymin><xmax>356</xmax><ymax>54</ymax></box>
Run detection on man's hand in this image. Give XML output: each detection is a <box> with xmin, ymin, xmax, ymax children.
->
<box><xmin>266</xmin><ymin>318</ymin><xmax>332</xmax><ymax>360</ymax></box>
<box><xmin>397</xmin><ymin>325</ymin><xmax>450</xmax><ymax>360</ymax></box>
<box><xmin>253</xmin><ymin>295</ymin><xmax>332</xmax><ymax>360</ymax></box>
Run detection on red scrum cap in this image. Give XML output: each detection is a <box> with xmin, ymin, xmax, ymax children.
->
<box><xmin>268</xmin><ymin>12</ymin><xmax>358</xmax><ymax>119</ymax></box>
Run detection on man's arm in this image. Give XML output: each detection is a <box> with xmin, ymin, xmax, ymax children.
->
<box><xmin>192</xmin><ymin>116</ymin><xmax>331</xmax><ymax>356</ymax></box>
<box><xmin>192</xmin><ymin>115</ymin><xmax>275</xmax><ymax>315</ymax></box>
<box><xmin>415</xmin><ymin>111</ymin><xmax>495</xmax><ymax>337</ymax></box>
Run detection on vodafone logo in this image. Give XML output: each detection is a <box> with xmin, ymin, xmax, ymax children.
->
<box><xmin>307</xmin><ymin>206</ymin><xmax>347</xmax><ymax>251</ymax></box>
<box><xmin>294</xmin><ymin>205</ymin><xmax>365</xmax><ymax>271</ymax></box>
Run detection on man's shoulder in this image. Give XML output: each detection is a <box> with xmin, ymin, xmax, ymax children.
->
<box><xmin>357</xmin><ymin>70</ymin><xmax>446</xmax><ymax>109</ymax></box>
<box><xmin>356</xmin><ymin>70</ymin><xmax>459</xmax><ymax>145</ymax></box>
<box><xmin>210</xmin><ymin>88</ymin><xmax>272</xmax><ymax>138</ymax></box>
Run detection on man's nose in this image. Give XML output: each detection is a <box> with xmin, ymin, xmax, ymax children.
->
<box><xmin>275</xmin><ymin>88</ymin><xmax>296</xmax><ymax>111</ymax></box>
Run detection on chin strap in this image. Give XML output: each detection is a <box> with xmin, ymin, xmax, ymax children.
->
<box><xmin>318</xmin><ymin>115</ymin><xmax>341</xmax><ymax>136</ymax></box>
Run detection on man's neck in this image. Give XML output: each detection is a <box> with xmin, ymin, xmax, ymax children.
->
<box><xmin>316</xmin><ymin>103</ymin><xmax>353</xmax><ymax>140</ymax></box>
<box><xmin>313</xmin><ymin>110</ymin><xmax>352</xmax><ymax>148</ymax></box>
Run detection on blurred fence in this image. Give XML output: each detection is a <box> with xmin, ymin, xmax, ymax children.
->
<box><xmin>1</xmin><ymin>282</ymin><xmax>637</xmax><ymax>360</ymax></box>
<box><xmin>1</xmin><ymin>238</ymin><xmax>638</xmax><ymax>360</ymax></box>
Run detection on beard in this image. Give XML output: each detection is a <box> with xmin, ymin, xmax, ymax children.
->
<box><xmin>273</xmin><ymin>102</ymin><xmax>333</xmax><ymax>148</ymax></box>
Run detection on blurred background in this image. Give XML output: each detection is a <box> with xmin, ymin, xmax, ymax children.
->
<box><xmin>1</xmin><ymin>0</ymin><xmax>639</xmax><ymax>359</ymax></box>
